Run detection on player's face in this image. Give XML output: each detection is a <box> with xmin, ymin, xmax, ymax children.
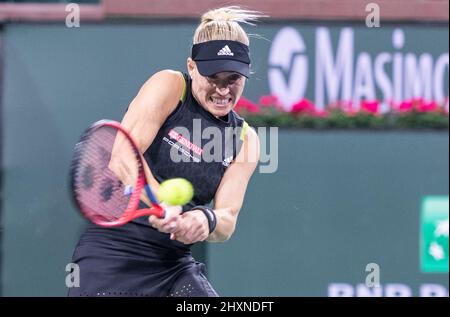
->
<box><xmin>188</xmin><ymin>59</ymin><xmax>246</xmax><ymax>118</ymax></box>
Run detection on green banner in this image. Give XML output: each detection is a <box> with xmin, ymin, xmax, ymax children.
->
<box><xmin>421</xmin><ymin>196</ymin><xmax>449</xmax><ymax>273</ymax></box>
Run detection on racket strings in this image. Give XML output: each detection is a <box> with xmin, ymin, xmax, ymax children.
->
<box><xmin>72</xmin><ymin>126</ymin><xmax>140</xmax><ymax>222</ymax></box>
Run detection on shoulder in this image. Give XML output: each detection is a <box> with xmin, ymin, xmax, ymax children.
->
<box><xmin>141</xmin><ymin>69</ymin><xmax>185</xmax><ymax>92</ymax></box>
<box><xmin>244</xmin><ymin>126</ymin><xmax>260</xmax><ymax>153</ymax></box>
<box><xmin>126</xmin><ymin>70</ymin><xmax>187</xmax><ymax>128</ymax></box>
<box><xmin>131</xmin><ymin>69</ymin><xmax>186</xmax><ymax>112</ymax></box>
<box><xmin>232</xmin><ymin>110</ymin><xmax>259</xmax><ymax>149</ymax></box>
<box><xmin>233</xmin><ymin>123</ymin><xmax>260</xmax><ymax>168</ymax></box>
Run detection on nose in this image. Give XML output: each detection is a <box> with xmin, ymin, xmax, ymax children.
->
<box><xmin>215</xmin><ymin>85</ymin><xmax>230</xmax><ymax>96</ymax></box>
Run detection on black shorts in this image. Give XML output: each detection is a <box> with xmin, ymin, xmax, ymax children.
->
<box><xmin>67</xmin><ymin>218</ymin><xmax>218</xmax><ymax>297</ymax></box>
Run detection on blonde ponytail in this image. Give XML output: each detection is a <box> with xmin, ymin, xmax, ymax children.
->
<box><xmin>193</xmin><ymin>6</ymin><xmax>265</xmax><ymax>46</ymax></box>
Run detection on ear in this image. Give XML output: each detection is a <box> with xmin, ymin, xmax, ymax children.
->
<box><xmin>187</xmin><ymin>57</ymin><xmax>195</xmax><ymax>78</ymax></box>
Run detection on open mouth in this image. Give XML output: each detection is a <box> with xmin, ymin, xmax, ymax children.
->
<box><xmin>210</xmin><ymin>97</ymin><xmax>232</xmax><ymax>107</ymax></box>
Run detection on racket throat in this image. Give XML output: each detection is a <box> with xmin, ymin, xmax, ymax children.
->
<box><xmin>124</xmin><ymin>206</ymin><xmax>165</xmax><ymax>220</ymax></box>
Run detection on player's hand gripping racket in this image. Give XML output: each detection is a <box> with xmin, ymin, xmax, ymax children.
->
<box><xmin>70</xmin><ymin>120</ymin><xmax>166</xmax><ymax>227</ymax></box>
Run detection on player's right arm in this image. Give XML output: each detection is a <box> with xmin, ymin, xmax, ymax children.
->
<box><xmin>119</xmin><ymin>70</ymin><xmax>185</xmax><ymax>192</ymax></box>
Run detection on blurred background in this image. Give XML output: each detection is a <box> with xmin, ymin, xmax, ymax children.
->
<box><xmin>0</xmin><ymin>0</ymin><xmax>448</xmax><ymax>296</ymax></box>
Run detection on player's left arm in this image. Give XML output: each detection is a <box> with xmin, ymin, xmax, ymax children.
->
<box><xmin>207</xmin><ymin>126</ymin><xmax>260</xmax><ymax>242</ymax></box>
<box><xmin>171</xmin><ymin>126</ymin><xmax>260</xmax><ymax>244</ymax></box>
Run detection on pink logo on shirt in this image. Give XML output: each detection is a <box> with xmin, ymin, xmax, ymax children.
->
<box><xmin>168</xmin><ymin>129</ymin><xmax>203</xmax><ymax>156</ymax></box>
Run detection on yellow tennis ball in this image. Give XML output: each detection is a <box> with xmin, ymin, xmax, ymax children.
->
<box><xmin>157</xmin><ymin>178</ymin><xmax>194</xmax><ymax>206</ymax></box>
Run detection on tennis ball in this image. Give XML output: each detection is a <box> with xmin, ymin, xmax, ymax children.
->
<box><xmin>157</xmin><ymin>178</ymin><xmax>194</xmax><ymax>206</ymax></box>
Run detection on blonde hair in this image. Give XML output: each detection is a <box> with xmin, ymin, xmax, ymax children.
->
<box><xmin>193</xmin><ymin>6</ymin><xmax>264</xmax><ymax>46</ymax></box>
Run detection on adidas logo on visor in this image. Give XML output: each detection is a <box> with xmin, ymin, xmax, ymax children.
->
<box><xmin>217</xmin><ymin>45</ymin><xmax>234</xmax><ymax>56</ymax></box>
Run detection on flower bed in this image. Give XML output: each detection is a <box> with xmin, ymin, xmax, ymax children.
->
<box><xmin>235</xmin><ymin>96</ymin><xmax>449</xmax><ymax>130</ymax></box>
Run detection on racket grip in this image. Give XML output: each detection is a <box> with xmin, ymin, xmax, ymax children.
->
<box><xmin>163</xmin><ymin>208</ymin><xmax>170</xmax><ymax>219</ymax></box>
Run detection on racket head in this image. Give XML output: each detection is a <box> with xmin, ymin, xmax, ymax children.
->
<box><xmin>70</xmin><ymin>120</ymin><xmax>161</xmax><ymax>227</ymax></box>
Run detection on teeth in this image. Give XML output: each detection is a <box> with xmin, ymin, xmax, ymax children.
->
<box><xmin>212</xmin><ymin>98</ymin><xmax>229</xmax><ymax>105</ymax></box>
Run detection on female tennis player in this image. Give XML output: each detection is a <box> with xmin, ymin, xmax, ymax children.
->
<box><xmin>69</xmin><ymin>6</ymin><xmax>262</xmax><ymax>297</ymax></box>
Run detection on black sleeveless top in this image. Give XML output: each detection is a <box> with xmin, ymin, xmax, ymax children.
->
<box><xmin>143</xmin><ymin>73</ymin><xmax>246</xmax><ymax>211</ymax></box>
<box><xmin>79</xmin><ymin>73</ymin><xmax>248</xmax><ymax>257</ymax></box>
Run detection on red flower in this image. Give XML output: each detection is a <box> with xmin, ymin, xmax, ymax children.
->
<box><xmin>234</xmin><ymin>97</ymin><xmax>260</xmax><ymax>114</ymax></box>
<box><xmin>259</xmin><ymin>95</ymin><xmax>285</xmax><ymax>111</ymax></box>
<box><xmin>417</xmin><ymin>100</ymin><xmax>438</xmax><ymax>113</ymax></box>
<box><xmin>360</xmin><ymin>100</ymin><xmax>380</xmax><ymax>115</ymax></box>
<box><xmin>397</xmin><ymin>100</ymin><xmax>413</xmax><ymax>113</ymax></box>
<box><xmin>259</xmin><ymin>95</ymin><xmax>278</xmax><ymax>106</ymax></box>
<box><xmin>290</xmin><ymin>99</ymin><xmax>315</xmax><ymax>114</ymax></box>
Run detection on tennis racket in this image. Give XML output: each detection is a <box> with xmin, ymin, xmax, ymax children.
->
<box><xmin>70</xmin><ymin>119</ymin><xmax>166</xmax><ymax>227</ymax></box>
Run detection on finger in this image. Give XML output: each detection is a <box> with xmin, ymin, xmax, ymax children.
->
<box><xmin>161</xmin><ymin>220</ymin><xmax>179</xmax><ymax>233</ymax></box>
<box><xmin>149</xmin><ymin>214</ymin><xmax>167</xmax><ymax>225</ymax></box>
<box><xmin>148</xmin><ymin>215</ymin><xmax>157</xmax><ymax>227</ymax></box>
<box><xmin>150</xmin><ymin>209</ymin><xmax>179</xmax><ymax>228</ymax></box>
<box><xmin>148</xmin><ymin>214</ymin><xmax>172</xmax><ymax>232</ymax></box>
<box><xmin>172</xmin><ymin>228</ymin><xmax>186</xmax><ymax>238</ymax></box>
